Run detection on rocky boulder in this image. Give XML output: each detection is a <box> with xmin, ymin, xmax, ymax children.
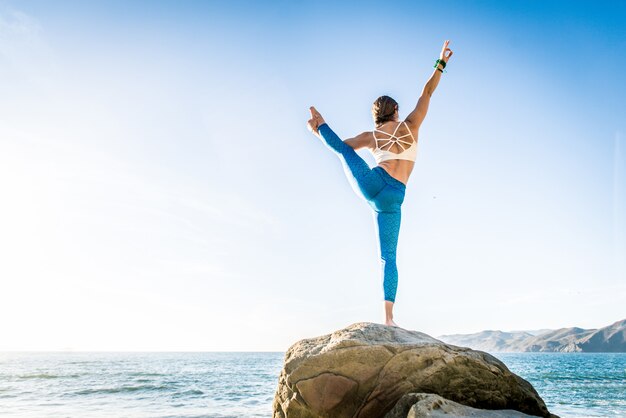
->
<box><xmin>385</xmin><ymin>393</ymin><xmax>545</xmax><ymax>417</ymax></box>
<box><xmin>272</xmin><ymin>322</ymin><xmax>557</xmax><ymax>418</ymax></box>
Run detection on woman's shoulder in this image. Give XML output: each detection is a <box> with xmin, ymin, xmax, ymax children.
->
<box><xmin>375</xmin><ymin>120</ymin><xmax>417</xmax><ymax>136</ymax></box>
<box><xmin>401</xmin><ymin>119</ymin><xmax>419</xmax><ymax>137</ymax></box>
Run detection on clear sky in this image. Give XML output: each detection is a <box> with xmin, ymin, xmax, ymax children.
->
<box><xmin>0</xmin><ymin>0</ymin><xmax>624</xmax><ymax>351</ymax></box>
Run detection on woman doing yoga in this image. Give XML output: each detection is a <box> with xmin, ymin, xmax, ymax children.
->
<box><xmin>307</xmin><ymin>40</ymin><xmax>453</xmax><ymax>327</ymax></box>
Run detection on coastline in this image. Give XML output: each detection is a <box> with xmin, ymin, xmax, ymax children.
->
<box><xmin>0</xmin><ymin>351</ymin><xmax>624</xmax><ymax>417</ymax></box>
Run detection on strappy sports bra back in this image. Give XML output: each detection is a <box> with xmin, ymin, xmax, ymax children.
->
<box><xmin>370</xmin><ymin>121</ymin><xmax>417</xmax><ymax>164</ymax></box>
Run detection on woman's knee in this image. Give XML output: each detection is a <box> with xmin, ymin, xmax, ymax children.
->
<box><xmin>380</xmin><ymin>251</ymin><xmax>397</xmax><ymax>262</ymax></box>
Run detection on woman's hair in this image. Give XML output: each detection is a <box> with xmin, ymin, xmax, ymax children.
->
<box><xmin>372</xmin><ymin>95</ymin><xmax>398</xmax><ymax>126</ymax></box>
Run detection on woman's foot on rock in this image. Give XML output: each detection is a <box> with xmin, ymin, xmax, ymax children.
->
<box><xmin>385</xmin><ymin>319</ymin><xmax>399</xmax><ymax>327</ymax></box>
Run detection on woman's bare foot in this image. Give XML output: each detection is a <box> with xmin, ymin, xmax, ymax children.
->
<box><xmin>384</xmin><ymin>301</ymin><xmax>398</xmax><ymax>327</ymax></box>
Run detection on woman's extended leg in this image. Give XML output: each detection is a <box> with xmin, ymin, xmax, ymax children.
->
<box><xmin>374</xmin><ymin>210</ymin><xmax>402</xmax><ymax>304</ymax></box>
<box><xmin>369</xmin><ymin>177</ymin><xmax>405</xmax><ymax>327</ymax></box>
<box><xmin>375</xmin><ymin>209</ymin><xmax>402</xmax><ymax>327</ymax></box>
<box><xmin>317</xmin><ymin>123</ymin><xmax>383</xmax><ymax>200</ymax></box>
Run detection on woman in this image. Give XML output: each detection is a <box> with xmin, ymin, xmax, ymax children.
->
<box><xmin>307</xmin><ymin>40</ymin><xmax>453</xmax><ymax>327</ymax></box>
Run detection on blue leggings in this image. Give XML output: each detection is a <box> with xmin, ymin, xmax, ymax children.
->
<box><xmin>318</xmin><ymin>123</ymin><xmax>406</xmax><ymax>303</ymax></box>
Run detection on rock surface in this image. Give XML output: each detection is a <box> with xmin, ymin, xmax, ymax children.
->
<box><xmin>385</xmin><ymin>393</ymin><xmax>542</xmax><ymax>417</ymax></box>
<box><xmin>272</xmin><ymin>322</ymin><xmax>556</xmax><ymax>418</ymax></box>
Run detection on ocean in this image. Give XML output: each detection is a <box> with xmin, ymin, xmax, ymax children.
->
<box><xmin>0</xmin><ymin>351</ymin><xmax>624</xmax><ymax>417</ymax></box>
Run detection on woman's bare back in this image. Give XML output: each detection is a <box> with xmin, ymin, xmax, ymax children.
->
<box><xmin>367</xmin><ymin>120</ymin><xmax>418</xmax><ymax>186</ymax></box>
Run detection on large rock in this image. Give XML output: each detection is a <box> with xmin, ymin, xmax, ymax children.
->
<box><xmin>273</xmin><ymin>322</ymin><xmax>557</xmax><ymax>418</ymax></box>
<box><xmin>385</xmin><ymin>393</ymin><xmax>543</xmax><ymax>417</ymax></box>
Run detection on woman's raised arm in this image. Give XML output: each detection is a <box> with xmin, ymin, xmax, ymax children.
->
<box><xmin>405</xmin><ymin>40</ymin><xmax>453</xmax><ymax>130</ymax></box>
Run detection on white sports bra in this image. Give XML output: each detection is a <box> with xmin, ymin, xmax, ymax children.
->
<box><xmin>370</xmin><ymin>121</ymin><xmax>417</xmax><ymax>164</ymax></box>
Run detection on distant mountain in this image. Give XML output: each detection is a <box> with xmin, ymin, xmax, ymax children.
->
<box><xmin>438</xmin><ymin>318</ymin><xmax>626</xmax><ymax>353</ymax></box>
<box><xmin>437</xmin><ymin>330</ymin><xmax>534</xmax><ymax>353</ymax></box>
<box><xmin>577</xmin><ymin>319</ymin><xmax>626</xmax><ymax>352</ymax></box>
<box><xmin>511</xmin><ymin>328</ymin><xmax>554</xmax><ymax>336</ymax></box>
<box><xmin>517</xmin><ymin>327</ymin><xmax>597</xmax><ymax>352</ymax></box>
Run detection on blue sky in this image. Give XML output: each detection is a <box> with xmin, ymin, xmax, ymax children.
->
<box><xmin>0</xmin><ymin>0</ymin><xmax>624</xmax><ymax>351</ymax></box>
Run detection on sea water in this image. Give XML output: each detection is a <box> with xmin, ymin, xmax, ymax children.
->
<box><xmin>0</xmin><ymin>351</ymin><xmax>624</xmax><ymax>417</ymax></box>
<box><xmin>497</xmin><ymin>352</ymin><xmax>626</xmax><ymax>417</ymax></box>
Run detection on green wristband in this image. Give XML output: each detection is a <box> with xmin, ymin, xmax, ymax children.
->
<box><xmin>434</xmin><ymin>58</ymin><xmax>447</xmax><ymax>69</ymax></box>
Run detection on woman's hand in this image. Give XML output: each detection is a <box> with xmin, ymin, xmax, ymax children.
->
<box><xmin>307</xmin><ymin>106</ymin><xmax>326</xmax><ymax>134</ymax></box>
<box><xmin>439</xmin><ymin>40</ymin><xmax>453</xmax><ymax>64</ymax></box>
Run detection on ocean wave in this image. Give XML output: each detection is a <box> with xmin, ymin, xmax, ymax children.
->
<box><xmin>74</xmin><ymin>384</ymin><xmax>171</xmax><ymax>395</ymax></box>
<box><xmin>172</xmin><ymin>388</ymin><xmax>204</xmax><ymax>398</ymax></box>
<box><xmin>128</xmin><ymin>372</ymin><xmax>165</xmax><ymax>377</ymax></box>
<box><xmin>16</xmin><ymin>373</ymin><xmax>63</xmax><ymax>379</ymax></box>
